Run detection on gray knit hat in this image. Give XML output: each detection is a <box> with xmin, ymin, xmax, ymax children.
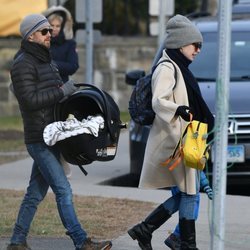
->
<box><xmin>20</xmin><ymin>14</ymin><xmax>50</xmax><ymax>40</ymax></box>
<box><xmin>166</xmin><ymin>14</ymin><xmax>203</xmax><ymax>49</ymax></box>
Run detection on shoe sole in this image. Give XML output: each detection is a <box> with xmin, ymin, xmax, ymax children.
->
<box><xmin>102</xmin><ymin>242</ymin><xmax>112</xmax><ymax>250</ymax></box>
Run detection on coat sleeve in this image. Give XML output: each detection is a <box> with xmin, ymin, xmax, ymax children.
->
<box><xmin>151</xmin><ymin>63</ymin><xmax>179</xmax><ymax>124</ymax></box>
<box><xmin>200</xmin><ymin>171</ymin><xmax>210</xmax><ymax>189</ymax></box>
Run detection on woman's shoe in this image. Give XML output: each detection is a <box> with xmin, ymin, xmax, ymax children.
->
<box><xmin>128</xmin><ymin>222</ymin><xmax>153</xmax><ymax>250</ymax></box>
<box><xmin>128</xmin><ymin>204</ymin><xmax>171</xmax><ymax>250</ymax></box>
<box><xmin>164</xmin><ymin>233</ymin><xmax>181</xmax><ymax>250</ymax></box>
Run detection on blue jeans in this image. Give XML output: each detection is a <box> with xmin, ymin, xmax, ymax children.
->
<box><xmin>172</xmin><ymin>193</ymin><xmax>200</xmax><ymax>237</ymax></box>
<box><xmin>162</xmin><ymin>191</ymin><xmax>199</xmax><ymax>220</ymax></box>
<box><xmin>170</xmin><ymin>171</ymin><xmax>209</xmax><ymax>237</ymax></box>
<box><xmin>10</xmin><ymin>142</ymin><xmax>87</xmax><ymax>249</ymax></box>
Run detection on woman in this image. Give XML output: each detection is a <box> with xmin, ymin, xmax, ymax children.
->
<box><xmin>43</xmin><ymin>6</ymin><xmax>79</xmax><ymax>178</ymax></box>
<box><xmin>127</xmin><ymin>14</ymin><xmax>214</xmax><ymax>250</ymax></box>
<box><xmin>43</xmin><ymin>6</ymin><xmax>79</xmax><ymax>83</ymax></box>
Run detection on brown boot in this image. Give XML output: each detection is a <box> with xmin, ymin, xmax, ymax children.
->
<box><xmin>7</xmin><ymin>242</ymin><xmax>31</xmax><ymax>250</ymax></box>
<box><xmin>80</xmin><ymin>238</ymin><xmax>112</xmax><ymax>250</ymax></box>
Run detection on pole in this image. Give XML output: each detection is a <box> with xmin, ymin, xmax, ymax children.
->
<box><xmin>85</xmin><ymin>0</ymin><xmax>93</xmax><ymax>83</ymax></box>
<box><xmin>158</xmin><ymin>0</ymin><xmax>167</xmax><ymax>47</ymax></box>
<box><xmin>211</xmin><ymin>0</ymin><xmax>232</xmax><ymax>249</ymax></box>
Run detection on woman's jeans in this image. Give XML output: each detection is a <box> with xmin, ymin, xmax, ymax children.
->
<box><xmin>10</xmin><ymin>142</ymin><xmax>87</xmax><ymax>249</ymax></box>
<box><xmin>172</xmin><ymin>193</ymin><xmax>200</xmax><ymax>236</ymax></box>
<box><xmin>162</xmin><ymin>191</ymin><xmax>199</xmax><ymax>221</ymax></box>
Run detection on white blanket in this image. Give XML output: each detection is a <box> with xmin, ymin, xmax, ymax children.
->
<box><xmin>43</xmin><ymin>114</ymin><xmax>104</xmax><ymax>146</ymax></box>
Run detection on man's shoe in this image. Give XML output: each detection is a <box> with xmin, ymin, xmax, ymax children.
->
<box><xmin>164</xmin><ymin>233</ymin><xmax>181</xmax><ymax>250</ymax></box>
<box><xmin>7</xmin><ymin>242</ymin><xmax>31</xmax><ymax>250</ymax></box>
<box><xmin>80</xmin><ymin>238</ymin><xmax>112</xmax><ymax>250</ymax></box>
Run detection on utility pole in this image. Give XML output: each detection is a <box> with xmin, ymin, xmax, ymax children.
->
<box><xmin>158</xmin><ymin>0</ymin><xmax>167</xmax><ymax>47</ymax></box>
<box><xmin>75</xmin><ymin>0</ymin><xmax>102</xmax><ymax>84</ymax></box>
<box><xmin>85</xmin><ymin>0</ymin><xmax>93</xmax><ymax>84</ymax></box>
<box><xmin>211</xmin><ymin>0</ymin><xmax>232</xmax><ymax>249</ymax></box>
<box><xmin>149</xmin><ymin>0</ymin><xmax>174</xmax><ymax>41</ymax></box>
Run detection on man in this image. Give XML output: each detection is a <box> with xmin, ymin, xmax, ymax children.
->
<box><xmin>7</xmin><ymin>14</ymin><xmax>112</xmax><ymax>250</ymax></box>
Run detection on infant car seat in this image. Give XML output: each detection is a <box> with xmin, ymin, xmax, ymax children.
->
<box><xmin>54</xmin><ymin>83</ymin><xmax>124</xmax><ymax>171</ymax></box>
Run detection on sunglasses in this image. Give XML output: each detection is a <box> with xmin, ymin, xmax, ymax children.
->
<box><xmin>37</xmin><ymin>28</ymin><xmax>53</xmax><ymax>36</ymax></box>
<box><xmin>192</xmin><ymin>42</ymin><xmax>202</xmax><ymax>50</ymax></box>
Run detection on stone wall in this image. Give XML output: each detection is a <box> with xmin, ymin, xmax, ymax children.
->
<box><xmin>0</xmin><ymin>36</ymin><xmax>158</xmax><ymax>116</ymax></box>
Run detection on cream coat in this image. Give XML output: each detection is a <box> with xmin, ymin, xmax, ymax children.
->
<box><xmin>139</xmin><ymin>51</ymin><xmax>198</xmax><ymax>195</ymax></box>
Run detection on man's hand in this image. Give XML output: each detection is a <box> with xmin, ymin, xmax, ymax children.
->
<box><xmin>61</xmin><ymin>79</ymin><xmax>79</xmax><ymax>97</ymax></box>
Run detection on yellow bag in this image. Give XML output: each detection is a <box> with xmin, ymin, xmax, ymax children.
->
<box><xmin>161</xmin><ymin>116</ymin><xmax>209</xmax><ymax>171</ymax></box>
<box><xmin>183</xmin><ymin>119</ymin><xmax>209</xmax><ymax>170</ymax></box>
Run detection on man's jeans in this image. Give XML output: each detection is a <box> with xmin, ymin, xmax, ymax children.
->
<box><xmin>10</xmin><ymin>142</ymin><xmax>87</xmax><ymax>248</ymax></box>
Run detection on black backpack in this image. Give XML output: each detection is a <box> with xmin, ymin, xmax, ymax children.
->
<box><xmin>128</xmin><ymin>59</ymin><xmax>177</xmax><ymax>125</ymax></box>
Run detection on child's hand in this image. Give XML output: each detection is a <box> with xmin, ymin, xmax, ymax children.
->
<box><xmin>203</xmin><ymin>185</ymin><xmax>213</xmax><ymax>200</ymax></box>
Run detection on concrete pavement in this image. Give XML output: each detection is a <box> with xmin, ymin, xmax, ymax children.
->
<box><xmin>0</xmin><ymin>131</ymin><xmax>250</xmax><ymax>249</ymax></box>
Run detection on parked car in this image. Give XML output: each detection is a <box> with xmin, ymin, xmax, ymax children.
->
<box><xmin>125</xmin><ymin>14</ymin><xmax>250</xmax><ymax>187</ymax></box>
<box><xmin>232</xmin><ymin>0</ymin><xmax>250</xmax><ymax>15</ymax></box>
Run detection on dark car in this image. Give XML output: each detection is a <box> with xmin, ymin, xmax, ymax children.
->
<box><xmin>125</xmin><ymin>14</ymin><xmax>250</xmax><ymax>187</ymax></box>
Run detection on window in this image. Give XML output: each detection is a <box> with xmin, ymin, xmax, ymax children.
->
<box><xmin>190</xmin><ymin>31</ymin><xmax>250</xmax><ymax>81</ymax></box>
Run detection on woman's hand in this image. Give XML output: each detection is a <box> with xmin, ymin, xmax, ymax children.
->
<box><xmin>175</xmin><ymin>105</ymin><xmax>191</xmax><ymax>121</ymax></box>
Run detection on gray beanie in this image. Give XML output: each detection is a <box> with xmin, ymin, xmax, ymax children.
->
<box><xmin>166</xmin><ymin>14</ymin><xmax>203</xmax><ymax>49</ymax></box>
<box><xmin>20</xmin><ymin>14</ymin><xmax>50</xmax><ymax>40</ymax></box>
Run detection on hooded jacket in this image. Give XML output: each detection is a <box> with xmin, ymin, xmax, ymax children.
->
<box><xmin>43</xmin><ymin>6</ymin><xmax>79</xmax><ymax>82</ymax></box>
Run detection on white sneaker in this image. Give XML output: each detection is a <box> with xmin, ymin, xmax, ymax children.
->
<box><xmin>60</xmin><ymin>155</ymin><xmax>72</xmax><ymax>178</ymax></box>
<box><xmin>63</xmin><ymin>162</ymin><xmax>72</xmax><ymax>178</ymax></box>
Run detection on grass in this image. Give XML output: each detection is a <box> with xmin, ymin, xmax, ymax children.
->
<box><xmin>0</xmin><ymin>116</ymin><xmax>26</xmax><ymax>164</ymax></box>
<box><xmin>0</xmin><ymin>115</ymin><xmax>23</xmax><ymax>131</ymax></box>
<box><xmin>0</xmin><ymin>189</ymin><xmax>155</xmax><ymax>239</ymax></box>
<box><xmin>120</xmin><ymin>111</ymin><xmax>131</xmax><ymax>124</ymax></box>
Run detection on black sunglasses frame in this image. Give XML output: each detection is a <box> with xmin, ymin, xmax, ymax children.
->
<box><xmin>38</xmin><ymin>28</ymin><xmax>53</xmax><ymax>36</ymax></box>
<box><xmin>192</xmin><ymin>42</ymin><xmax>202</xmax><ymax>50</ymax></box>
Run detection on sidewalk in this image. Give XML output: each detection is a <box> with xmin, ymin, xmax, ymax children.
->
<box><xmin>0</xmin><ymin>131</ymin><xmax>250</xmax><ymax>249</ymax></box>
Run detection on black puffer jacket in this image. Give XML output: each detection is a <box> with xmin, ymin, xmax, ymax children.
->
<box><xmin>11</xmin><ymin>40</ymin><xmax>65</xmax><ymax>144</ymax></box>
